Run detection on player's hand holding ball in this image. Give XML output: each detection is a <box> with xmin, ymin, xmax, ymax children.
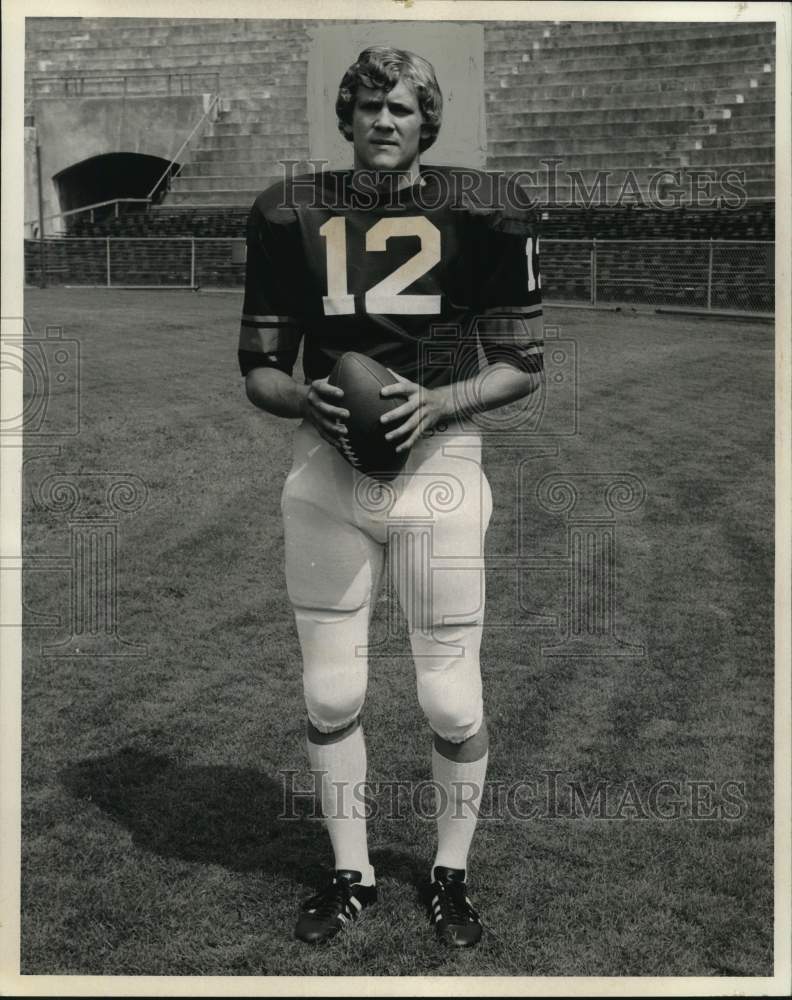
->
<box><xmin>379</xmin><ymin>372</ymin><xmax>449</xmax><ymax>452</ymax></box>
<box><xmin>301</xmin><ymin>376</ymin><xmax>350</xmax><ymax>446</ymax></box>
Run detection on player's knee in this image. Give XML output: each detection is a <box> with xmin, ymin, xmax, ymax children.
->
<box><xmin>294</xmin><ymin>604</ymin><xmax>370</xmax><ymax>732</ymax></box>
<box><xmin>305</xmin><ymin>685</ymin><xmax>366</xmax><ymax>734</ymax></box>
<box><xmin>419</xmin><ymin>685</ymin><xmax>483</xmax><ymax>743</ymax></box>
<box><xmin>413</xmin><ymin>624</ymin><xmax>484</xmax><ymax>744</ymax></box>
<box><xmin>303</xmin><ymin>663</ymin><xmax>367</xmax><ymax>734</ymax></box>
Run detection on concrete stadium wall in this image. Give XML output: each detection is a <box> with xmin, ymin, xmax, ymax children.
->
<box><xmin>27</xmin><ymin>94</ymin><xmax>207</xmax><ymax>232</ymax></box>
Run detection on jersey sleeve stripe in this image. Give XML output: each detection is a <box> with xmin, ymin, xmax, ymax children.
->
<box><xmin>238</xmin><ymin>347</ymin><xmax>299</xmax><ymax>377</ymax></box>
<box><xmin>241</xmin><ymin>313</ymin><xmax>299</xmax><ymax>327</ymax></box>
<box><xmin>479</xmin><ymin>306</ymin><xmax>543</xmax><ymax>319</ymax></box>
<box><xmin>480</xmin><ymin>335</ymin><xmax>544</xmax><ymax>347</ymax></box>
<box><xmin>485</xmin><ymin>341</ymin><xmax>544</xmax><ymax>355</ymax></box>
<box><xmin>239</xmin><ymin>325</ymin><xmax>301</xmax><ymax>354</ymax></box>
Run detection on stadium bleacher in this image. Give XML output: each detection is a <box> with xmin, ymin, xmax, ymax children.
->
<box><xmin>65</xmin><ymin>203</ymin><xmax>774</xmax><ymax>242</ymax></box>
<box><xmin>24</xmin><ymin>17</ymin><xmax>775</xmax><ymax>303</ymax></box>
<box><xmin>483</xmin><ymin>21</ymin><xmax>775</xmax><ymax>204</ymax></box>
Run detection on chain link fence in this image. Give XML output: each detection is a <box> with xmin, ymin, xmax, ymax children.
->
<box><xmin>24</xmin><ymin>237</ymin><xmax>245</xmax><ymax>289</ymax></box>
<box><xmin>24</xmin><ymin>238</ymin><xmax>774</xmax><ymax>315</ymax></box>
<box><xmin>540</xmin><ymin>239</ymin><xmax>774</xmax><ymax>314</ymax></box>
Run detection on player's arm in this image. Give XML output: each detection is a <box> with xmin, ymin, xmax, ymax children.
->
<box><xmin>459</xmin><ymin>310</ymin><xmax>545</xmax><ymax>411</ymax></box>
<box><xmin>441</xmin><ymin>349</ymin><xmax>543</xmax><ymax>416</ymax></box>
<box><xmin>245</xmin><ymin>367</ymin><xmax>349</xmax><ymax>444</ymax></box>
<box><xmin>239</xmin><ymin>199</ymin><xmax>348</xmax><ymax>443</ymax></box>
<box><xmin>244</xmin><ymin>366</ymin><xmax>308</xmax><ymax>419</ymax></box>
<box><xmin>380</xmin><ymin>346</ymin><xmax>542</xmax><ymax>452</ymax></box>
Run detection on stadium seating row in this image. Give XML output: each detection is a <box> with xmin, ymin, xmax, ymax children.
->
<box><xmin>25</xmin><ymin>17</ymin><xmax>775</xmax><ymax>243</ymax></box>
<box><xmin>66</xmin><ymin>204</ymin><xmax>774</xmax><ymax>242</ymax></box>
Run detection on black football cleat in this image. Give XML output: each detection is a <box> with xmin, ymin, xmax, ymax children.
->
<box><xmin>295</xmin><ymin>870</ymin><xmax>377</xmax><ymax>944</ymax></box>
<box><xmin>424</xmin><ymin>866</ymin><xmax>483</xmax><ymax>947</ymax></box>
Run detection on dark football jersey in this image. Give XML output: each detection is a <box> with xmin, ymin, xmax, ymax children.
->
<box><xmin>238</xmin><ymin>166</ymin><xmax>543</xmax><ymax>388</ymax></box>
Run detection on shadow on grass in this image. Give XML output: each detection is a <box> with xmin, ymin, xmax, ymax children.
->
<box><xmin>59</xmin><ymin>747</ymin><xmax>375</xmax><ymax>889</ymax></box>
<box><xmin>60</xmin><ymin>748</ymin><xmax>431</xmax><ymax>898</ymax></box>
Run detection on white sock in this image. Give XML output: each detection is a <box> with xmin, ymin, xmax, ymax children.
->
<box><xmin>431</xmin><ymin>745</ymin><xmax>489</xmax><ymax>878</ymax></box>
<box><xmin>306</xmin><ymin>723</ymin><xmax>375</xmax><ymax>886</ymax></box>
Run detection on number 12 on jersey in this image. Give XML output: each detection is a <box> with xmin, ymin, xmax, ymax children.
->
<box><xmin>320</xmin><ymin>216</ymin><xmax>441</xmax><ymax>316</ymax></box>
<box><xmin>320</xmin><ymin>215</ymin><xmax>540</xmax><ymax>316</ymax></box>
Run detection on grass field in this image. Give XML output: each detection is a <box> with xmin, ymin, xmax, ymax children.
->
<box><xmin>19</xmin><ymin>288</ymin><xmax>774</xmax><ymax>977</ymax></box>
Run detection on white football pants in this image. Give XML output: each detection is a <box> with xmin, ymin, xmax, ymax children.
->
<box><xmin>281</xmin><ymin>419</ymin><xmax>492</xmax><ymax>743</ymax></box>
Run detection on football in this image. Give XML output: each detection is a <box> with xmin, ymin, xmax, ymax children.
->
<box><xmin>328</xmin><ymin>352</ymin><xmax>410</xmax><ymax>481</ymax></box>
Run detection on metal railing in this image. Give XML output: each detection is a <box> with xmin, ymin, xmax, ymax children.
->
<box><xmin>27</xmin><ymin>198</ymin><xmax>152</xmax><ymax>235</ymax></box>
<box><xmin>146</xmin><ymin>93</ymin><xmax>221</xmax><ymax>201</ymax></box>
<box><xmin>22</xmin><ymin>238</ymin><xmax>775</xmax><ymax>315</ymax></box>
<box><xmin>31</xmin><ymin>71</ymin><xmax>220</xmax><ymax>98</ymax></box>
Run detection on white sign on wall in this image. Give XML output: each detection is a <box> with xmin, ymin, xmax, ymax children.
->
<box><xmin>307</xmin><ymin>22</ymin><xmax>486</xmax><ymax>171</ymax></box>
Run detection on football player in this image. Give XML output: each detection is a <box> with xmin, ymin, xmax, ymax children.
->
<box><xmin>239</xmin><ymin>46</ymin><xmax>543</xmax><ymax>947</ymax></box>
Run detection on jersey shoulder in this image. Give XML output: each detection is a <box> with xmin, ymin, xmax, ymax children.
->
<box><xmin>250</xmin><ymin>170</ymin><xmax>353</xmax><ymax>226</ymax></box>
<box><xmin>422</xmin><ymin>165</ymin><xmax>538</xmax><ymax>235</ymax></box>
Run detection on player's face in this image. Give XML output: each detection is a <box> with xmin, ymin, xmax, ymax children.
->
<box><xmin>351</xmin><ymin>78</ymin><xmax>425</xmax><ymax>176</ymax></box>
